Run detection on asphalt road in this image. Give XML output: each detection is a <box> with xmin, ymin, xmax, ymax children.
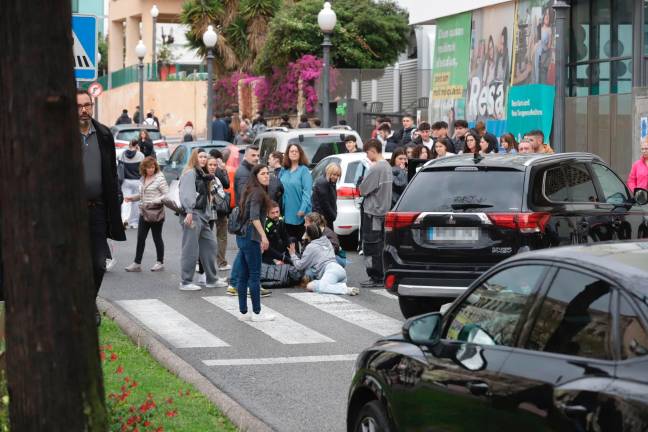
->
<box><xmin>100</xmin><ymin>211</ymin><xmax>403</xmax><ymax>432</ymax></box>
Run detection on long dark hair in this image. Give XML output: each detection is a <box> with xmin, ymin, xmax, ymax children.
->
<box><xmin>463</xmin><ymin>131</ymin><xmax>480</xmax><ymax>154</ymax></box>
<box><xmin>389</xmin><ymin>147</ymin><xmax>407</xmax><ymax>166</ymax></box>
<box><xmin>283</xmin><ymin>143</ymin><xmax>309</xmax><ymax>168</ymax></box>
<box><xmin>239</xmin><ymin>164</ymin><xmax>272</xmax><ymax>219</ymax></box>
<box><xmin>500</xmin><ymin>132</ymin><xmax>518</xmax><ymax>153</ymax></box>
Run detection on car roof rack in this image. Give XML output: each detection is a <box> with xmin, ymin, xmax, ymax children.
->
<box><xmin>264</xmin><ymin>127</ymin><xmax>289</xmax><ymax>132</ymax></box>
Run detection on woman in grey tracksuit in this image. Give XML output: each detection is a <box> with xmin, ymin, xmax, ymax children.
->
<box><xmin>178</xmin><ymin>149</ymin><xmax>226</xmax><ymax>291</ymax></box>
<box><xmin>288</xmin><ymin>224</ymin><xmax>358</xmax><ymax>296</ymax></box>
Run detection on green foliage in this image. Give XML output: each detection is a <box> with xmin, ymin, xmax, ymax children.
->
<box><xmin>254</xmin><ymin>0</ymin><xmax>410</xmax><ymax>73</ymax></box>
<box><xmin>180</xmin><ymin>0</ymin><xmax>281</xmax><ymax>73</ymax></box>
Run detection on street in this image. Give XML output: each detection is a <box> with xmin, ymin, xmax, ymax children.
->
<box><xmin>100</xmin><ymin>211</ymin><xmax>402</xmax><ymax>432</ymax></box>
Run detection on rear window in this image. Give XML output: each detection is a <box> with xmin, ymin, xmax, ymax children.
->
<box><xmin>397</xmin><ymin>168</ymin><xmax>525</xmax><ymax>212</ymax></box>
<box><xmin>288</xmin><ymin>135</ymin><xmax>351</xmax><ymax>164</ymax></box>
<box><xmin>116</xmin><ymin>130</ymin><xmax>161</xmax><ymax>141</ymax></box>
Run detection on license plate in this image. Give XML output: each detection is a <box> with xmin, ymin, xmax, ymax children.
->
<box><xmin>428</xmin><ymin>227</ymin><xmax>479</xmax><ymax>241</ymax></box>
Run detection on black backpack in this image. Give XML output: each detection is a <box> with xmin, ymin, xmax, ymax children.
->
<box><xmin>227</xmin><ymin>206</ymin><xmax>247</xmax><ymax>235</ymax></box>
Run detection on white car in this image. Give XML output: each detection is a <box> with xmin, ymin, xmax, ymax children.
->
<box><xmin>311</xmin><ymin>152</ymin><xmax>391</xmax><ymax>238</ymax></box>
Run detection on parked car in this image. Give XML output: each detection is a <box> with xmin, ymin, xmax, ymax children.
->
<box><xmin>254</xmin><ymin>126</ymin><xmax>363</xmax><ymax>168</ymax></box>
<box><xmin>348</xmin><ymin>241</ymin><xmax>648</xmax><ymax>432</ymax></box>
<box><xmin>111</xmin><ymin>124</ymin><xmax>170</xmax><ymax>165</ymax></box>
<box><xmin>311</xmin><ymin>152</ymin><xmax>391</xmax><ymax>239</ymax></box>
<box><xmin>162</xmin><ymin>140</ymin><xmax>232</xmax><ymax>185</ymax></box>
<box><xmin>384</xmin><ymin>152</ymin><xmax>648</xmax><ymax>318</ymax></box>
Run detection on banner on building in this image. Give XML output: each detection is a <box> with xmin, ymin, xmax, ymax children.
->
<box><xmin>466</xmin><ymin>3</ymin><xmax>515</xmax><ymax>123</ymax></box>
<box><xmin>512</xmin><ymin>0</ymin><xmax>556</xmax><ymax>86</ymax></box>
<box><xmin>506</xmin><ymin>84</ymin><xmax>555</xmax><ymax>141</ymax></box>
<box><xmin>430</xmin><ymin>12</ymin><xmax>472</xmax><ymax>123</ymax></box>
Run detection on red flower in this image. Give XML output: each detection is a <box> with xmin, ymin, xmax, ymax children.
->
<box><xmin>116</xmin><ymin>365</ymin><xmax>124</xmax><ymax>374</ymax></box>
<box><xmin>130</xmin><ymin>380</ymin><xmax>138</xmax><ymax>388</ymax></box>
<box><xmin>155</xmin><ymin>427</ymin><xmax>164</xmax><ymax>432</ymax></box>
<box><xmin>144</xmin><ymin>421</ymin><xmax>151</xmax><ymax>427</ymax></box>
<box><xmin>110</xmin><ymin>352</ymin><xmax>118</xmax><ymax>361</ymax></box>
<box><xmin>127</xmin><ymin>416</ymin><xmax>137</xmax><ymax>425</ymax></box>
<box><xmin>165</xmin><ymin>409</ymin><xmax>177</xmax><ymax>418</ymax></box>
<box><xmin>165</xmin><ymin>397</ymin><xmax>173</xmax><ymax>404</ymax></box>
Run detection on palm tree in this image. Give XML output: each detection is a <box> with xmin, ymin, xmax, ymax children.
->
<box><xmin>181</xmin><ymin>0</ymin><xmax>281</xmax><ymax>74</ymax></box>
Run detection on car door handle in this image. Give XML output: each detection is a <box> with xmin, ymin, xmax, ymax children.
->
<box><xmin>466</xmin><ymin>382</ymin><xmax>489</xmax><ymax>396</ymax></box>
<box><xmin>558</xmin><ymin>403</ymin><xmax>588</xmax><ymax>415</ymax></box>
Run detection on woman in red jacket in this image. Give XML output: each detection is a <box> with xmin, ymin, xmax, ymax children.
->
<box><xmin>627</xmin><ymin>140</ymin><xmax>648</xmax><ymax>192</ymax></box>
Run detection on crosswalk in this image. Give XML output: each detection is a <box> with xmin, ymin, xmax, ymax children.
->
<box><xmin>116</xmin><ymin>291</ymin><xmax>402</xmax><ymax>366</ymax></box>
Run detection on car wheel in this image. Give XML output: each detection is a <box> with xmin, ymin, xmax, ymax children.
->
<box><xmin>398</xmin><ymin>296</ymin><xmax>446</xmax><ymax>318</ymax></box>
<box><xmin>353</xmin><ymin>401</ymin><xmax>391</xmax><ymax>432</ymax></box>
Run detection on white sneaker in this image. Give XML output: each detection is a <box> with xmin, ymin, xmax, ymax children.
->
<box><xmin>219</xmin><ymin>264</ymin><xmax>232</xmax><ymax>271</ymax></box>
<box><xmin>179</xmin><ymin>283</ymin><xmax>202</xmax><ymax>291</ymax></box>
<box><xmin>150</xmin><ymin>262</ymin><xmax>164</xmax><ymax>272</ymax></box>
<box><xmin>195</xmin><ymin>273</ymin><xmax>207</xmax><ymax>285</ymax></box>
<box><xmin>238</xmin><ymin>314</ymin><xmax>252</xmax><ymax>322</ymax></box>
<box><xmin>251</xmin><ymin>312</ymin><xmax>276</xmax><ymax>322</ymax></box>
<box><xmin>347</xmin><ymin>286</ymin><xmax>360</xmax><ymax>296</ymax></box>
<box><xmin>124</xmin><ymin>262</ymin><xmax>141</xmax><ymax>272</ymax></box>
<box><xmin>106</xmin><ymin>258</ymin><xmax>117</xmax><ymax>271</ymax></box>
<box><xmin>206</xmin><ymin>279</ymin><xmax>228</xmax><ymax>289</ymax></box>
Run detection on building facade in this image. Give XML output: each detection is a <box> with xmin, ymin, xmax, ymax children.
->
<box><xmin>412</xmin><ymin>0</ymin><xmax>643</xmax><ymax>178</ymax></box>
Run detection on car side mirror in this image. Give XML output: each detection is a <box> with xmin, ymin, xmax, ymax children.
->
<box><xmin>634</xmin><ymin>188</ymin><xmax>648</xmax><ymax>206</ymax></box>
<box><xmin>402</xmin><ymin>312</ymin><xmax>442</xmax><ymax>345</ymax></box>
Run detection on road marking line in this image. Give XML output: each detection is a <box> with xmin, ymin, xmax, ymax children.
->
<box><xmin>116</xmin><ymin>299</ymin><xmax>229</xmax><ymax>348</ymax></box>
<box><xmin>286</xmin><ymin>293</ymin><xmax>403</xmax><ymax>337</ymax></box>
<box><xmin>203</xmin><ymin>354</ymin><xmax>358</xmax><ymax>366</ymax></box>
<box><xmin>203</xmin><ymin>296</ymin><xmax>334</xmax><ymax>345</ymax></box>
<box><xmin>370</xmin><ymin>289</ymin><xmax>397</xmax><ymax>300</ymax></box>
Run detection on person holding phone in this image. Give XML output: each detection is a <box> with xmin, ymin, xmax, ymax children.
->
<box><xmin>389</xmin><ymin>147</ymin><xmax>408</xmax><ymax>209</ymax></box>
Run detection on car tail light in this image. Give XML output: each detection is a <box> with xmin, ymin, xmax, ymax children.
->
<box><xmin>488</xmin><ymin>212</ymin><xmax>551</xmax><ymax>233</ymax></box>
<box><xmin>115</xmin><ymin>141</ymin><xmax>128</xmax><ymax>148</ymax></box>
<box><xmin>385</xmin><ymin>212</ymin><xmax>420</xmax><ymax>232</ymax></box>
<box><xmin>385</xmin><ymin>274</ymin><xmax>396</xmax><ymax>290</ymax></box>
<box><xmin>337</xmin><ymin>186</ymin><xmax>358</xmax><ymax>200</ymax></box>
<box><xmin>154</xmin><ymin>140</ymin><xmax>168</xmax><ymax>148</ymax></box>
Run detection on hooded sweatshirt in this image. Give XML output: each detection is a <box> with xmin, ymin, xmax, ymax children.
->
<box><xmin>290</xmin><ymin>236</ymin><xmax>336</xmax><ymax>279</ymax></box>
<box><xmin>118</xmin><ymin>149</ymin><xmax>144</xmax><ymax>180</ymax></box>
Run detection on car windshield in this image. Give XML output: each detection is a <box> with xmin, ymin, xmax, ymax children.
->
<box><xmin>397</xmin><ymin>168</ymin><xmax>524</xmax><ymax>212</ymax></box>
<box><xmin>288</xmin><ymin>135</ymin><xmax>349</xmax><ymax>165</ymax></box>
<box><xmin>116</xmin><ymin>130</ymin><xmax>162</xmax><ymax>141</ymax></box>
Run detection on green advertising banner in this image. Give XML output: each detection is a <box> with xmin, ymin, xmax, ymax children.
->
<box><xmin>506</xmin><ymin>84</ymin><xmax>555</xmax><ymax>141</ymax></box>
<box><xmin>432</xmin><ymin>12</ymin><xmax>472</xmax><ymax>100</ymax></box>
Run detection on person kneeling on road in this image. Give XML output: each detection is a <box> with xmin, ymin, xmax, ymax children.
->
<box><xmin>288</xmin><ymin>224</ymin><xmax>359</xmax><ymax>296</ymax></box>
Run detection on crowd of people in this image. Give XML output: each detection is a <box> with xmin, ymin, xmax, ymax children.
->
<box><xmin>95</xmin><ymin>93</ymin><xmax>562</xmax><ymax>323</ymax></box>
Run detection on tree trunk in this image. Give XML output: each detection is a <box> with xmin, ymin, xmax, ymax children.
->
<box><xmin>0</xmin><ymin>1</ymin><xmax>107</xmax><ymax>430</ymax></box>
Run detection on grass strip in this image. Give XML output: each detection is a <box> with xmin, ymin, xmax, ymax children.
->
<box><xmin>100</xmin><ymin>317</ymin><xmax>237</xmax><ymax>431</ymax></box>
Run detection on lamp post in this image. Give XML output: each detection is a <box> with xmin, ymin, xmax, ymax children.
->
<box><xmin>135</xmin><ymin>40</ymin><xmax>147</xmax><ymax>125</ymax></box>
<box><xmin>203</xmin><ymin>25</ymin><xmax>218</xmax><ymax>140</ymax></box>
<box><xmin>552</xmin><ymin>0</ymin><xmax>570</xmax><ymax>154</ymax></box>
<box><xmin>150</xmin><ymin>5</ymin><xmax>159</xmax><ymax>80</ymax></box>
<box><xmin>318</xmin><ymin>2</ymin><xmax>336</xmax><ymax>128</ymax></box>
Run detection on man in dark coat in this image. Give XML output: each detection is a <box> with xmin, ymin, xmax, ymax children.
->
<box><xmin>212</xmin><ymin>113</ymin><xmax>230</xmax><ymax>142</ymax></box>
<box><xmin>77</xmin><ymin>89</ymin><xmax>126</xmax><ymax>312</ymax></box>
<box><xmin>393</xmin><ymin>114</ymin><xmax>416</xmax><ymax>147</ymax></box>
<box><xmin>115</xmin><ymin>109</ymin><xmax>132</xmax><ymax>125</ymax></box>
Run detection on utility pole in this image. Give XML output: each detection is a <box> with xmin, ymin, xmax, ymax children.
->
<box><xmin>553</xmin><ymin>0</ymin><xmax>570</xmax><ymax>153</ymax></box>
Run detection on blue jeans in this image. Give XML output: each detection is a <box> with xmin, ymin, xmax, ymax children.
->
<box><xmin>312</xmin><ymin>262</ymin><xmax>348</xmax><ymax>294</ymax></box>
<box><xmin>235</xmin><ymin>230</ymin><xmax>262</xmax><ymax>314</ymax></box>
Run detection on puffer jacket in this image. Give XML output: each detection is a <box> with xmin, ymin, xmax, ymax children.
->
<box><xmin>289</xmin><ymin>236</ymin><xmax>336</xmax><ymax>279</ymax></box>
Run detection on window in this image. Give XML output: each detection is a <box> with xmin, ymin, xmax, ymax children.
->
<box><xmin>445</xmin><ymin>265</ymin><xmax>547</xmax><ymax>347</ymax></box>
<box><xmin>526</xmin><ymin>269</ymin><xmax>613</xmax><ymax>359</ymax></box>
<box><xmin>569</xmin><ymin>0</ymin><xmax>633</xmax><ymax>95</ymax></box>
<box><xmin>117</xmin><ymin>130</ymin><xmax>161</xmax><ymax>141</ymax></box>
<box><xmin>619</xmin><ymin>295</ymin><xmax>648</xmax><ymax>359</ymax></box>
<box><xmin>591</xmin><ymin>163</ymin><xmax>629</xmax><ymax>204</ymax></box>
<box><xmin>543</xmin><ymin>164</ymin><xmax>597</xmax><ymax>203</ymax></box>
<box><xmin>398</xmin><ymin>168</ymin><xmax>524</xmax><ymax>212</ymax></box>
<box><xmin>287</xmin><ymin>135</ymin><xmax>347</xmax><ymax>164</ymax></box>
<box><xmin>344</xmin><ymin>161</ymin><xmax>366</xmax><ymax>185</ymax></box>
<box><xmin>259</xmin><ymin>137</ymin><xmax>277</xmax><ymax>164</ymax></box>
<box><xmin>170</xmin><ymin>146</ymin><xmax>187</xmax><ymax>164</ymax></box>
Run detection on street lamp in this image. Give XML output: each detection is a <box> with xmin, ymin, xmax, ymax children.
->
<box><xmin>150</xmin><ymin>5</ymin><xmax>159</xmax><ymax>80</ymax></box>
<box><xmin>552</xmin><ymin>0</ymin><xmax>570</xmax><ymax>154</ymax></box>
<box><xmin>135</xmin><ymin>40</ymin><xmax>147</xmax><ymax>125</ymax></box>
<box><xmin>318</xmin><ymin>2</ymin><xmax>336</xmax><ymax>128</ymax></box>
<box><xmin>203</xmin><ymin>25</ymin><xmax>218</xmax><ymax>140</ymax></box>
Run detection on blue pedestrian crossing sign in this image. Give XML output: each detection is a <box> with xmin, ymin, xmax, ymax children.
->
<box><xmin>72</xmin><ymin>14</ymin><xmax>98</xmax><ymax>81</ymax></box>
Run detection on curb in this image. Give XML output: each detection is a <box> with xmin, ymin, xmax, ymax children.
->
<box><xmin>97</xmin><ymin>296</ymin><xmax>274</xmax><ymax>432</ymax></box>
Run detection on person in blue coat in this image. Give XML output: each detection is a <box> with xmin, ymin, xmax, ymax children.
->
<box><xmin>279</xmin><ymin>143</ymin><xmax>312</xmax><ymax>241</ymax></box>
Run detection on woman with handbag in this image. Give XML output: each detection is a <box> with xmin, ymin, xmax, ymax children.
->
<box><xmin>195</xmin><ymin>156</ymin><xmax>228</xmax><ymax>284</ymax></box>
<box><xmin>124</xmin><ymin>157</ymin><xmax>168</xmax><ymax>272</ymax></box>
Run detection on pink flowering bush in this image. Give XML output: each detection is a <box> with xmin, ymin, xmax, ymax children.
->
<box><xmin>212</xmin><ymin>55</ymin><xmax>336</xmax><ymax>114</ymax></box>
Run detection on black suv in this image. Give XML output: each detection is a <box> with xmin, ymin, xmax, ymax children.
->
<box><xmin>384</xmin><ymin>152</ymin><xmax>648</xmax><ymax>318</ymax></box>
